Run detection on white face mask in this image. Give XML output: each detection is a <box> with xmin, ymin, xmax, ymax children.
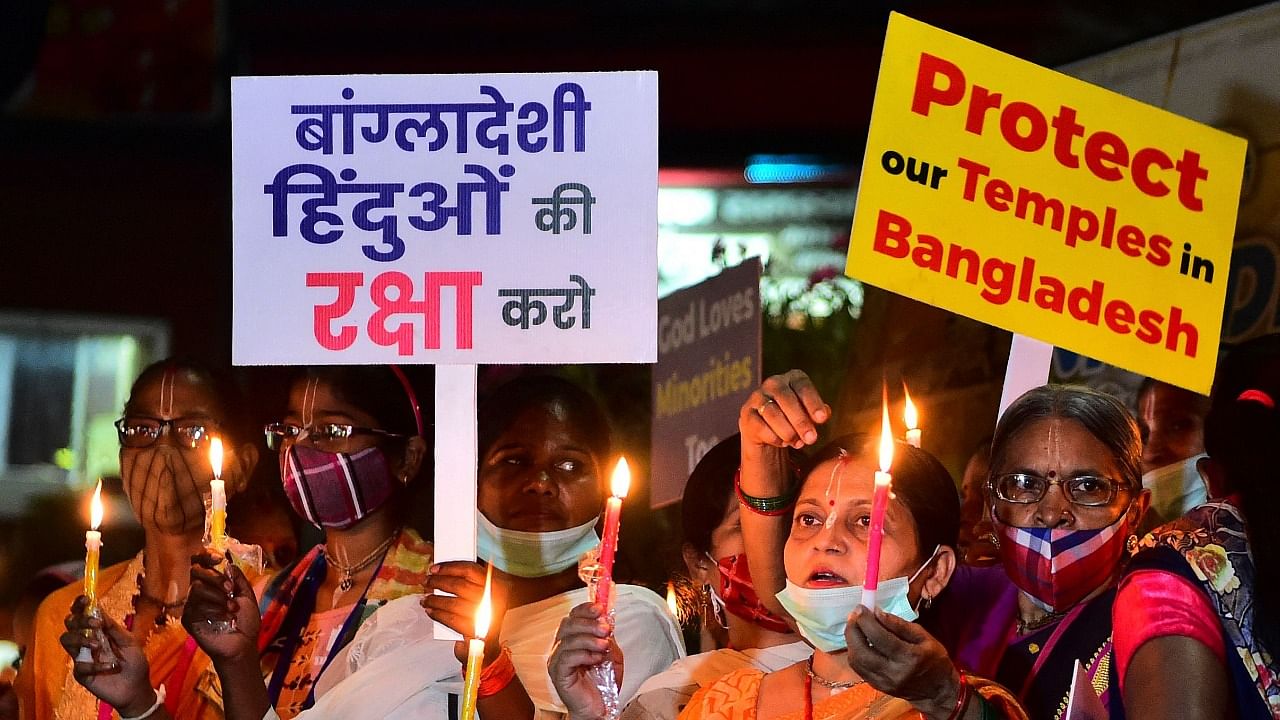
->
<box><xmin>1141</xmin><ymin>453</ymin><xmax>1209</xmax><ymax>526</ymax></box>
<box><xmin>476</xmin><ymin>512</ymin><xmax>601</xmax><ymax>578</ymax></box>
<box><xmin>775</xmin><ymin>546</ymin><xmax>939</xmax><ymax>653</ymax></box>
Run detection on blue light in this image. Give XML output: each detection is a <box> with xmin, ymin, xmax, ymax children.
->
<box><xmin>744</xmin><ymin>155</ymin><xmax>848</xmax><ymax>184</ymax></box>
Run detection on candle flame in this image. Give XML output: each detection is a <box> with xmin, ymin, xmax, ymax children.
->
<box><xmin>209</xmin><ymin>436</ymin><xmax>224</xmax><ymax>480</ymax></box>
<box><xmin>666</xmin><ymin>582</ymin><xmax>679</xmax><ymax>619</ymax></box>
<box><xmin>879</xmin><ymin>392</ymin><xmax>894</xmax><ymax>474</ymax></box>
<box><xmin>902</xmin><ymin>382</ymin><xmax>918</xmax><ymax>431</ymax></box>
<box><xmin>610</xmin><ymin>457</ymin><xmax>632</xmax><ymax>498</ymax></box>
<box><xmin>90</xmin><ymin>479</ymin><xmax>104</xmax><ymax>530</ymax></box>
<box><xmin>474</xmin><ymin>565</ymin><xmax>493</xmax><ymax>638</ymax></box>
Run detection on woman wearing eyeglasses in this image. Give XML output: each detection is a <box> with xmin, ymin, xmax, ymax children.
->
<box><xmin>727</xmin><ymin>373</ymin><xmax>1150</xmax><ymax>719</ymax></box>
<box><xmin>22</xmin><ymin>358</ymin><xmax>260</xmax><ymax>720</ymax></box>
<box><xmin>246</xmin><ymin>366</ymin><xmax>435</xmax><ymax>719</ymax></box>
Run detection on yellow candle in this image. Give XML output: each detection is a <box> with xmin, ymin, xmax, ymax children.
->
<box><xmin>209</xmin><ymin>437</ymin><xmax>227</xmax><ymax>552</ymax></box>
<box><xmin>461</xmin><ymin>566</ymin><xmax>493</xmax><ymax>720</ymax></box>
<box><xmin>85</xmin><ymin>480</ymin><xmax>104</xmax><ymax>613</ymax></box>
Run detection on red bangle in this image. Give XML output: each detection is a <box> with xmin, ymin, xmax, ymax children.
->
<box><xmin>945</xmin><ymin>669</ymin><xmax>970</xmax><ymax>720</ymax></box>
<box><xmin>477</xmin><ymin>646</ymin><xmax>517</xmax><ymax>698</ymax></box>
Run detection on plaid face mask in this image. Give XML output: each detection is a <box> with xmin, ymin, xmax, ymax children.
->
<box><xmin>281</xmin><ymin>445</ymin><xmax>399</xmax><ymax>529</ymax></box>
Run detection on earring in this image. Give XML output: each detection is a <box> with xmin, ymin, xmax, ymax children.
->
<box><xmin>1126</xmin><ymin>534</ymin><xmax>1139</xmax><ymax>554</ymax></box>
<box><xmin>982</xmin><ymin>531</ymin><xmax>1000</xmax><ymax>550</ymax></box>
<box><xmin>922</xmin><ymin>593</ymin><xmax>933</xmax><ymax>610</ymax></box>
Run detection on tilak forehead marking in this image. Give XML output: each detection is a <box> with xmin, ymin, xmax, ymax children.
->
<box><xmin>302</xmin><ymin>376</ymin><xmax>320</xmax><ymax>427</ymax></box>
<box><xmin>159</xmin><ymin>366</ymin><xmax>177</xmax><ymax>418</ymax></box>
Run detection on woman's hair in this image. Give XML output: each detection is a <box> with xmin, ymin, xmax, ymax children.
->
<box><xmin>681</xmin><ymin>435</ymin><xmax>742</xmax><ymax>556</ymax></box>
<box><xmin>1202</xmin><ymin>333</ymin><xmax>1280</xmax><ymax>654</ymax></box>
<box><xmin>127</xmin><ymin>357</ymin><xmax>251</xmax><ymax>444</ymax></box>
<box><xmin>477</xmin><ymin>375</ymin><xmax>611</xmax><ymax>462</ymax></box>
<box><xmin>301</xmin><ymin>366</ymin><xmax>424</xmax><ymax>438</ymax></box>
<box><xmin>990</xmin><ymin>384</ymin><xmax>1142</xmax><ymax>489</ymax></box>
<box><xmin>807</xmin><ymin>433</ymin><xmax>960</xmax><ymax>558</ymax></box>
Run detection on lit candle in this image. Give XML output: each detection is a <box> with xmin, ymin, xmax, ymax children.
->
<box><xmin>903</xmin><ymin>382</ymin><xmax>921</xmax><ymax>449</ymax></box>
<box><xmin>861</xmin><ymin>398</ymin><xmax>895</xmax><ymax>609</ymax></box>
<box><xmin>84</xmin><ymin>480</ymin><xmax>104</xmax><ymax>613</ymax></box>
<box><xmin>666</xmin><ymin>581</ymin><xmax>680</xmax><ymax>623</ymax></box>
<box><xmin>596</xmin><ymin>458</ymin><xmax>631</xmax><ymax>616</ymax></box>
<box><xmin>460</xmin><ymin>566</ymin><xmax>493</xmax><ymax>720</ymax></box>
<box><xmin>209</xmin><ymin>437</ymin><xmax>226</xmax><ymax>552</ymax></box>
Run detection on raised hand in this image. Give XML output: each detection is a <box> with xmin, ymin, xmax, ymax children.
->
<box><xmin>740</xmin><ymin>370</ymin><xmax>832</xmax><ymax>451</ymax></box>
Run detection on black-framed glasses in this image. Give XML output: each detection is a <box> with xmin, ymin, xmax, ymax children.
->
<box><xmin>115</xmin><ymin>417</ymin><xmax>217</xmax><ymax>449</ymax></box>
<box><xmin>263</xmin><ymin>422</ymin><xmax>407</xmax><ymax>451</ymax></box>
<box><xmin>990</xmin><ymin>472</ymin><xmax>1129</xmax><ymax>507</ymax></box>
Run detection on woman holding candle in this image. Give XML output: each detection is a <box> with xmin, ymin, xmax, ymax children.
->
<box><xmin>555</xmin><ymin>426</ymin><xmax>1025</xmax><ymax>719</ymax></box>
<box><xmin>427</xmin><ymin>374</ymin><xmax>683</xmax><ymax>719</ymax></box>
<box><xmin>231</xmin><ymin>365</ymin><xmax>436</xmax><ymax>719</ymax></box>
<box><xmin>1114</xmin><ymin>335</ymin><xmax>1280</xmax><ymax>718</ymax></box>
<box><xmin>737</xmin><ymin>371</ymin><xmax>1150</xmax><ymax>719</ymax></box>
<box><xmin>24</xmin><ymin>358</ymin><xmax>260</xmax><ymax>720</ymax></box>
<box><xmin>620</xmin><ymin>435</ymin><xmax>806</xmax><ymax>720</ymax></box>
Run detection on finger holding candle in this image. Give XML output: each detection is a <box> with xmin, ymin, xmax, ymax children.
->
<box><xmin>902</xmin><ymin>382</ymin><xmax>922</xmax><ymax>449</ymax></box>
<box><xmin>862</xmin><ymin>393</ymin><xmax>895</xmax><ymax>610</ymax></box>
<box><xmin>596</xmin><ymin>457</ymin><xmax>631</xmax><ymax>617</ymax></box>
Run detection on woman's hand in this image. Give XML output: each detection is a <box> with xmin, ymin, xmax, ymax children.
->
<box><xmin>844</xmin><ymin>607</ymin><xmax>963</xmax><ymax>720</ymax></box>
<box><xmin>422</xmin><ymin>561</ymin><xmax>508</xmax><ymax>663</ymax></box>
<box><xmin>58</xmin><ymin>596</ymin><xmax>158</xmax><ymax>717</ymax></box>
<box><xmin>547</xmin><ymin>603</ymin><xmax>624</xmax><ymax>720</ymax></box>
<box><xmin>740</xmin><ymin>370</ymin><xmax>832</xmax><ymax>452</ymax></box>
<box><xmin>182</xmin><ymin>552</ymin><xmax>261</xmax><ymax>665</ymax></box>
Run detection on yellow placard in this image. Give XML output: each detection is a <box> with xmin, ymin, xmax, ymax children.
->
<box><xmin>847</xmin><ymin>13</ymin><xmax>1246</xmax><ymax>394</ymax></box>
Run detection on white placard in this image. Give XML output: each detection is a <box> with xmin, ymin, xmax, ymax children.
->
<box><xmin>998</xmin><ymin>333</ymin><xmax>1055</xmax><ymax>420</ymax></box>
<box><xmin>231</xmin><ymin>72</ymin><xmax>658</xmax><ymax>365</ymax></box>
<box><xmin>433</xmin><ymin>364</ymin><xmax>477</xmax><ymax>640</ymax></box>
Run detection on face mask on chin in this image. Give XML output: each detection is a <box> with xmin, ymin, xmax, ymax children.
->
<box><xmin>994</xmin><ymin>505</ymin><xmax>1133</xmax><ymax>613</ymax></box>
<box><xmin>710</xmin><ymin>552</ymin><xmax>793</xmax><ymax>635</ymax></box>
<box><xmin>476</xmin><ymin>511</ymin><xmax>601</xmax><ymax>578</ymax></box>
<box><xmin>775</xmin><ymin>546</ymin><xmax>940</xmax><ymax>653</ymax></box>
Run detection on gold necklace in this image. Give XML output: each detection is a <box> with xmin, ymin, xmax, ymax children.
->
<box><xmin>806</xmin><ymin>656</ymin><xmax>864</xmax><ymax>690</ymax></box>
<box><xmin>326</xmin><ymin>533</ymin><xmax>397</xmax><ymax>592</ymax></box>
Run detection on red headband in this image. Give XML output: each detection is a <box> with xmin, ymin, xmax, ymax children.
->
<box><xmin>1237</xmin><ymin>388</ymin><xmax>1275</xmax><ymax>409</ymax></box>
<box><xmin>390</xmin><ymin>365</ymin><xmax>425</xmax><ymax>436</ymax></box>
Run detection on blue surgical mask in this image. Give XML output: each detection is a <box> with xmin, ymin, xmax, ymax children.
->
<box><xmin>476</xmin><ymin>512</ymin><xmax>601</xmax><ymax>578</ymax></box>
<box><xmin>775</xmin><ymin>546</ymin><xmax>940</xmax><ymax>653</ymax></box>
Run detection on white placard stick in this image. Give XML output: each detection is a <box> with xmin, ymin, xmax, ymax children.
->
<box><xmin>433</xmin><ymin>364</ymin><xmax>478</xmax><ymax>640</ymax></box>
<box><xmin>998</xmin><ymin>334</ymin><xmax>1054</xmax><ymax>420</ymax></box>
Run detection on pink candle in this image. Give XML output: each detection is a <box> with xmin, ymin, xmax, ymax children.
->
<box><xmin>862</xmin><ymin>399</ymin><xmax>895</xmax><ymax>609</ymax></box>
<box><xmin>596</xmin><ymin>458</ymin><xmax>631</xmax><ymax>615</ymax></box>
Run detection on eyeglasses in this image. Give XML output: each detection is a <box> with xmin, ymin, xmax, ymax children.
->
<box><xmin>115</xmin><ymin>417</ymin><xmax>217</xmax><ymax>449</ymax></box>
<box><xmin>263</xmin><ymin>422</ymin><xmax>406</xmax><ymax>451</ymax></box>
<box><xmin>989</xmin><ymin>472</ymin><xmax>1130</xmax><ymax>507</ymax></box>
